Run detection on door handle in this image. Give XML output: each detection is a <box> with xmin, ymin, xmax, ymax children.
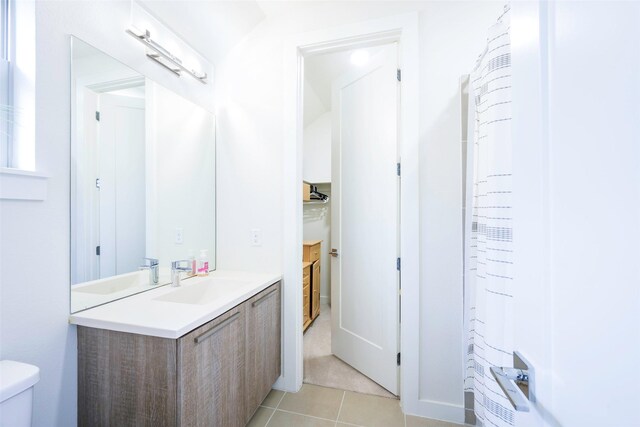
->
<box><xmin>490</xmin><ymin>351</ymin><xmax>534</xmax><ymax>412</ymax></box>
<box><xmin>329</xmin><ymin>249</ymin><xmax>339</xmax><ymax>257</ymax></box>
<box><xmin>194</xmin><ymin>312</ymin><xmax>240</xmax><ymax>344</ymax></box>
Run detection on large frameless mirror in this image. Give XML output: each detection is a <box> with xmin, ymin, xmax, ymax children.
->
<box><xmin>70</xmin><ymin>36</ymin><xmax>216</xmax><ymax>313</ymax></box>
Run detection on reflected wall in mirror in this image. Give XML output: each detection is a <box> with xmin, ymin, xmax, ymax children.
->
<box><xmin>70</xmin><ymin>36</ymin><xmax>216</xmax><ymax>313</ymax></box>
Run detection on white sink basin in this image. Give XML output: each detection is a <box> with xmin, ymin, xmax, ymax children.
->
<box><xmin>73</xmin><ymin>271</ymin><xmax>149</xmax><ymax>295</ymax></box>
<box><xmin>155</xmin><ymin>278</ymin><xmax>251</xmax><ymax>305</ymax></box>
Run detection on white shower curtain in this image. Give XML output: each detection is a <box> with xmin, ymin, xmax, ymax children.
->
<box><xmin>463</xmin><ymin>5</ymin><xmax>515</xmax><ymax>427</ymax></box>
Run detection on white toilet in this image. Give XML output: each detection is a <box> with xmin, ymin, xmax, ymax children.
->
<box><xmin>0</xmin><ymin>360</ymin><xmax>40</xmax><ymax>427</ymax></box>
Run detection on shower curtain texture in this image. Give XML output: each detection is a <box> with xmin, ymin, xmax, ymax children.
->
<box><xmin>463</xmin><ymin>5</ymin><xmax>515</xmax><ymax>427</ymax></box>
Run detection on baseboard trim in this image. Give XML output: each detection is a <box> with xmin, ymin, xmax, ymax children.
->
<box><xmin>320</xmin><ymin>295</ymin><xmax>330</xmax><ymax>305</ymax></box>
<box><xmin>405</xmin><ymin>398</ymin><xmax>466</xmax><ymax>425</ymax></box>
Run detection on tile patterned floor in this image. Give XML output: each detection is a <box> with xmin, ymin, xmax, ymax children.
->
<box><xmin>247</xmin><ymin>384</ymin><xmax>467</xmax><ymax>427</ymax></box>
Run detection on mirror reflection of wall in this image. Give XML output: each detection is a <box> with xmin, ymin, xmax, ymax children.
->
<box><xmin>70</xmin><ymin>37</ymin><xmax>216</xmax><ymax>313</ymax></box>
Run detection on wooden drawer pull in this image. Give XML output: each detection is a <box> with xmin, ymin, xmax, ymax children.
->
<box><xmin>194</xmin><ymin>312</ymin><xmax>240</xmax><ymax>344</ymax></box>
<box><xmin>252</xmin><ymin>288</ymin><xmax>279</xmax><ymax>307</ymax></box>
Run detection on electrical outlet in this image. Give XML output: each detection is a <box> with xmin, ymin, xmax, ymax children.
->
<box><xmin>251</xmin><ymin>228</ymin><xmax>262</xmax><ymax>247</ymax></box>
<box><xmin>175</xmin><ymin>227</ymin><xmax>184</xmax><ymax>244</ymax></box>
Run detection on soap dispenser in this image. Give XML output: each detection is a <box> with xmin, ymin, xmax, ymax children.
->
<box><xmin>187</xmin><ymin>249</ymin><xmax>197</xmax><ymax>276</ymax></box>
<box><xmin>197</xmin><ymin>249</ymin><xmax>209</xmax><ymax>276</ymax></box>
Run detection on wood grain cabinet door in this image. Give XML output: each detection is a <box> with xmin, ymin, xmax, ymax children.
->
<box><xmin>312</xmin><ymin>261</ymin><xmax>321</xmax><ymax>319</ymax></box>
<box><xmin>77</xmin><ymin>327</ymin><xmax>178</xmax><ymax>427</ymax></box>
<box><xmin>177</xmin><ymin>306</ymin><xmax>246</xmax><ymax>427</ymax></box>
<box><xmin>245</xmin><ymin>283</ymin><xmax>282</xmax><ymax>422</ymax></box>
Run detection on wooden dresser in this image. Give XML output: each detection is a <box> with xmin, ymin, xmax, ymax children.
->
<box><xmin>302</xmin><ymin>261</ymin><xmax>312</xmax><ymax>330</ymax></box>
<box><xmin>303</xmin><ymin>240</ymin><xmax>322</xmax><ymax>331</ymax></box>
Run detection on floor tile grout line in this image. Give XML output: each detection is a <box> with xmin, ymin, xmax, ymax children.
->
<box><xmin>263</xmin><ymin>407</ymin><xmax>276</xmax><ymax>427</ymax></box>
<box><xmin>259</xmin><ymin>387</ymin><xmax>465</xmax><ymax>427</ymax></box>
<box><xmin>264</xmin><ymin>392</ymin><xmax>287</xmax><ymax>427</ymax></box>
<box><xmin>334</xmin><ymin>390</ymin><xmax>346</xmax><ymax>425</ymax></box>
<box><xmin>273</xmin><ymin>407</ymin><xmax>357</xmax><ymax>424</ymax></box>
<box><xmin>275</xmin><ymin>391</ymin><xmax>287</xmax><ymax>409</ymax></box>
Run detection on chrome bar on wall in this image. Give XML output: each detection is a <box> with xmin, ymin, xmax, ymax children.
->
<box><xmin>126</xmin><ymin>28</ymin><xmax>208</xmax><ymax>84</ymax></box>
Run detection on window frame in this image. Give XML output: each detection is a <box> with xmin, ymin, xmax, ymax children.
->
<box><xmin>1</xmin><ymin>0</ymin><xmax>13</xmax><ymax>167</ymax></box>
<box><xmin>0</xmin><ymin>0</ymin><xmax>45</xmax><ymax>202</ymax></box>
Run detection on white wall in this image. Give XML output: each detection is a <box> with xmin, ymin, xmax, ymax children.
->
<box><xmin>303</xmin><ymin>80</ymin><xmax>327</xmax><ymax>127</ymax></box>
<box><xmin>146</xmin><ymin>81</ymin><xmax>216</xmax><ymax>268</ymax></box>
<box><xmin>215</xmin><ymin>1</ymin><xmax>503</xmax><ymax>421</ymax></box>
<box><xmin>0</xmin><ymin>2</ymin><xmax>214</xmax><ymax>426</ymax></box>
<box><xmin>417</xmin><ymin>1</ymin><xmax>503</xmax><ymax>411</ymax></box>
<box><xmin>546</xmin><ymin>2</ymin><xmax>640</xmax><ymax>425</ymax></box>
<box><xmin>303</xmin><ymin>112</ymin><xmax>331</xmax><ymax>183</ymax></box>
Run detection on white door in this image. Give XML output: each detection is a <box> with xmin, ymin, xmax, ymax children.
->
<box><xmin>98</xmin><ymin>93</ymin><xmax>146</xmax><ymax>278</ymax></box>
<box><xmin>330</xmin><ymin>44</ymin><xmax>399</xmax><ymax>395</ymax></box>
<box><xmin>510</xmin><ymin>2</ymin><xmax>640</xmax><ymax>426</ymax></box>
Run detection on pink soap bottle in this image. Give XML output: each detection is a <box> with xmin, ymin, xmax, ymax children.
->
<box><xmin>197</xmin><ymin>249</ymin><xmax>209</xmax><ymax>276</ymax></box>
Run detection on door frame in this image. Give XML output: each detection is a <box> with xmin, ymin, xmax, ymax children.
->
<box><xmin>279</xmin><ymin>12</ymin><xmax>421</xmax><ymax>413</ymax></box>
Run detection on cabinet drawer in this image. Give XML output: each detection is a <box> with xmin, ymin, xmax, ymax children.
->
<box><xmin>303</xmin><ymin>243</ymin><xmax>321</xmax><ymax>263</ymax></box>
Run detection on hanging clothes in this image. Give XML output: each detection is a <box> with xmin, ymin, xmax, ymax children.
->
<box><xmin>463</xmin><ymin>4</ymin><xmax>515</xmax><ymax>427</ymax></box>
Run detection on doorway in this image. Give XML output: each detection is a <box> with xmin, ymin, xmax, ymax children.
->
<box><xmin>301</xmin><ymin>43</ymin><xmax>399</xmax><ymax>398</ymax></box>
<box><xmin>280</xmin><ymin>14</ymin><xmax>419</xmax><ymax>412</ymax></box>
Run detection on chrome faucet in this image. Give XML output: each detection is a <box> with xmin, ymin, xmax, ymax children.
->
<box><xmin>171</xmin><ymin>260</ymin><xmax>192</xmax><ymax>287</ymax></box>
<box><xmin>140</xmin><ymin>257</ymin><xmax>160</xmax><ymax>285</ymax></box>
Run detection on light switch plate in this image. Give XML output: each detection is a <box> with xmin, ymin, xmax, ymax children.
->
<box><xmin>251</xmin><ymin>228</ymin><xmax>262</xmax><ymax>246</ymax></box>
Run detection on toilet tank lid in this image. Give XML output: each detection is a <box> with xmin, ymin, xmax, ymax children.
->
<box><xmin>0</xmin><ymin>360</ymin><xmax>40</xmax><ymax>402</ymax></box>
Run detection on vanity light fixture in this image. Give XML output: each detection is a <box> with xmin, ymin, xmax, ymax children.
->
<box><xmin>126</xmin><ymin>27</ymin><xmax>208</xmax><ymax>84</ymax></box>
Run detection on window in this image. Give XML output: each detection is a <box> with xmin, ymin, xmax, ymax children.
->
<box><xmin>1</xmin><ymin>0</ymin><xmax>12</xmax><ymax>167</ymax></box>
<box><xmin>0</xmin><ymin>0</ymin><xmax>42</xmax><ymax>201</ymax></box>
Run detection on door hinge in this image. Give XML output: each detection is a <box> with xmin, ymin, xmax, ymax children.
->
<box><xmin>96</xmin><ymin>245</ymin><xmax>101</xmax><ymax>256</ymax></box>
<box><xmin>397</xmin><ymin>352</ymin><xmax>401</xmax><ymax>366</ymax></box>
<box><xmin>95</xmin><ymin>178</ymin><xmax>101</xmax><ymax>189</ymax></box>
<box><xmin>397</xmin><ymin>257</ymin><xmax>401</xmax><ymax>271</ymax></box>
<box><xmin>397</xmin><ymin>69</ymin><xmax>401</xmax><ymax>82</ymax></box>
<box><xmin>95</xmin><ymin>111</ymin><xmax>100</xmax><ymax>121</ymax></box>
<box><xmin>397</xmin><ymin>162</ymin><xmax>401</xmax><ymax>177</ymax></box>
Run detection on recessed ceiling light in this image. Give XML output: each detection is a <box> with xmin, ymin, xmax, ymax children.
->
<box><xmin>350</xmin><ymin>50</ymin><xmax>370</xmax><ymax>66</ymax></box>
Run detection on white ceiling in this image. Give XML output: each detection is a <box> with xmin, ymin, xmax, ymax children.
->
<box><xmin>135</xmin><ymin>0</ymin><xmax>395</xmax><ymax>126</ymax></box>
<box><xmin>138</xmin><ymin>0</ymin><xmax>266</xmax><ymax>65</ymax></box>
<box><xmin>303</xmin><ymin>45</ymin><xmax>384</xmax><ymax>125</ymax></box>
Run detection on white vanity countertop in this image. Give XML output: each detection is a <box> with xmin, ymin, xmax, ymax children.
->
<box><xmin>69</xmin><ymin>270</ymin><xmax>282</xmax><ymax>339</ymax></box>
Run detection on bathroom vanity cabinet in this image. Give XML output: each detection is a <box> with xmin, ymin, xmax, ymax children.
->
<box><xmin>77</xmin><ymin>282</ymin><xmax>281</xmax><ymax>427</ymax></box>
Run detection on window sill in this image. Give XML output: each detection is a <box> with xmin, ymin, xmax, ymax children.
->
<box><xmin>0</xmin><ymin>168</ymin><xmax>48</xmax><ymax>201</ymax></box>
